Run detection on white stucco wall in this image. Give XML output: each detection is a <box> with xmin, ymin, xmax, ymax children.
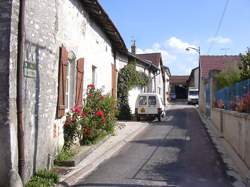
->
<box><xmin>128</xmin><ymin>87</ymin><xmax>141</xmax><ymax>114</ymax></box>
<box><xmin>155</xmin><ymin>67</ymin><xmax>163</xmax><ymax>97</ymax></box>
<box><xmin>116</xmin><ymin>53</ymin><xmax>128</xmax><ymax>71</ymax></box>
<box><xmin>194</xmin><ymin>68</ymin><xmax>199</xmax><ymax>89</ymax></box>
<box><xmin>57</xmin><ymin>0</ymin><xmax>115</xmax><ymax>95</ymax></box>
<box><xmin>165</xmin><ymin>72</ymin><xmax>170</xmax><ymax>104</ymax></box>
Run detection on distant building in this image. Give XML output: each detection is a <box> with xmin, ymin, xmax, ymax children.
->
<box><xmin>170</xmin><ymin>75</ymin><xmax>189</xmax><ymax>99</ymax></box>
<box><xmin>187</xmin><ymin>67</ymin><xmax>199</xmax><ymax>89</ymax></box>
<box><xmin>199</xmin><ymin>55</ymin><xmax>241</xmax><ymax>114</ymax></box>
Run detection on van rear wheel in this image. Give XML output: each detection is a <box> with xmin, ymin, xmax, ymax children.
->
<box><xmin>157</xmin><ymin>115</ymin><xmax>161</xmax><ymax>122</ymax></box>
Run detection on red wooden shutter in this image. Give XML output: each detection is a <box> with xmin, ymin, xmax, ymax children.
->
<box><xmin>57</xmin><ymin>46</ymin><xmax>68</xmax><ymax>118</ymax></box>
<box><xmin>75</xmin><ymin>58</ymin><xmax>84</xmax><ymax>106</ymax></box>
<box><xmin>111</xmin><ymin>64</ymin><xmax>117</xmax><ymax>98</ymax></box>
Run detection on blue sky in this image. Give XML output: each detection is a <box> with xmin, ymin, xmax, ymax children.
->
<box><xmin>99</xmin><ymin>0</ymin><xmax>250</xmax><ymax>75</ymax></box>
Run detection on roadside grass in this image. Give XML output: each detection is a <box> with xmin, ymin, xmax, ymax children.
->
<box><xmin>25</xmin><ymin>169</ymin><xmax>58</xmax><ymax>187</ymax></box>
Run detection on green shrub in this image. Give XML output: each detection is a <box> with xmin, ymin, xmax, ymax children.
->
<box><xmin>117</xmin><ymin>63</ymin><xmax>149</xmax><ymax>120</ymax></box>
<box><xmin>55</xmin><ymin>148</ymin><xmax>75</xmax><ymax>161</ymax></box>
<box><xmin>25</xmin><ymin>169</ymin><xmax>58</xmax><ymax>187</ymax></box>
<box><xmin>215</xmin><ymin>69</ymin><xmax>241</xmax><ymax>89</ymax></box>
<box><xmin>239</xmin><ymin>48</ymin><xmax>250</xmax><ymax>80</ymax></box>
<box><xmin>62</xmin><ymin>84</ymin><xmax>118</xmax><ymax>147</ymax></box>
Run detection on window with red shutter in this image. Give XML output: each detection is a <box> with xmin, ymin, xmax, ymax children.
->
<box><xmin>57</xmin><ymin>46</ymin><xmax>68</xmax><ymax>118</ymax></box>
<box><xmin>75</xmin><ymin>58</ymin><xmax>84</xmax><ymax>106</ymax></box>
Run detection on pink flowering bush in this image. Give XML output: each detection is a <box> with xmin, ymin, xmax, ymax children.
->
<box><xmin>214</xmin><ymin>100</ymin><xmax>225</xmax><ymax>109</ymax></box>
<box><xmin>63</xmin><ymin>84</ymin><xmax>117</xmax><ymax>147</ymax></box>
<box><xmin>236</xmin><ymin>92</ymin><xmax>250</xmax><ymax>113</ymax></box>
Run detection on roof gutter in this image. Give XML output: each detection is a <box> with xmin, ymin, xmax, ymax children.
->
<box><xmin>17</xmin><ymin>0</ymin><xmax>26</xmax><ymax>180</ymax></box>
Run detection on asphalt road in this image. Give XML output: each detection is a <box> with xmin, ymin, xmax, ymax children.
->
<box><xmin>73</xmin><ymin>105</ymin><xmax>233</xmax><ymax>187</ymax></box>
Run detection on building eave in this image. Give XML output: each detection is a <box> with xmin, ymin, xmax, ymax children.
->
<box><xmin>80</xmin><ymin>0</ymin><xmax>127</xmax><ymax>54</ymax></box>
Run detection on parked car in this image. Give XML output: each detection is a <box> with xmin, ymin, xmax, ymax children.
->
<box><xmin>187</xmin><ymin>87</ymin><xmax>199</xmax><ymax>104</ymax></box>
<box><xmin>135</xmin><ymin>93</ymin><xmax>165</xmax><ymax>121</ymax></box>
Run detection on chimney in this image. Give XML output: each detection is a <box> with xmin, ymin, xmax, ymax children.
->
<box><xmin>131</xmin><ymin>40</ymin><xmax>136</xmax><ymax>54</ymax></box>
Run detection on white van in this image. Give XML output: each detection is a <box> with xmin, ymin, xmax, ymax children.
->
<box><xmin>135</xmin><ymin>93</ymin><xmax>165</xmax><ymax>121</ymax></box>
<box><xmin>187</xmin><ymin>88</ymin><xmax>199</xmax><ymax>104</ymax></box>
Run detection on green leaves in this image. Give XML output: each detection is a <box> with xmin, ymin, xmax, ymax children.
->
<box><xmin>117</xmin><ymin>63</ymin><xmax>150</xmax><ymax>120</ymax></box>
<box><xmin>240</xmin><ymin>48</ymin><xmax>250</xmax><ymax>80</ymax></box>
<box><xmin>215</xmin><ymin>69</ymin><xmax>241</xmax><ymax>89</ymax></box>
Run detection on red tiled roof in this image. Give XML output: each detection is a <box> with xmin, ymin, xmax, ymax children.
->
<box><xmin>170</xmin><ymin>75</ymin><xmax>189</xmax><ymax>84</ymax></box>
<box><xmin>200</xmin><ymin>55</ymin><xmax>241</xmax><ymax>79</ymax></box>
<box><xmin>137</xmin><ymin>53</ymin><xmax>162</xmax><ymax>67</ymax></box>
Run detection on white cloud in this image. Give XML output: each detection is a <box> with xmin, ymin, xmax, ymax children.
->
<box><xmin>207</xmin><ymin>36</ymin><xmax>232</xmax><ymax>44</ymax></box>
<box><xmin>134</xmin><ymin>36</ymin><xmax>199</xmax><ymax>75</ymax></box>
<box><xmin>165</xmin><ymin>37</ymin><xmax>197</xmax><ymax>53</ymax></box>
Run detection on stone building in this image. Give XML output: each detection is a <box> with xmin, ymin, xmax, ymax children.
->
<box><xmin>0</xmin><ymin>0</ymin><xmax>127</xmax><ymax>185</ymax></box>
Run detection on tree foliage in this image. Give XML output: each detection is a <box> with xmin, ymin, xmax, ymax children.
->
<box><xmin>117</xmin><ymin>63</ymin><xmax>150</xmax><ymax>120</ymax></box>
<box><xmin>239</xmin><ymin>48</ymin><xmax>250</xmax><ymax>80</ymax></box>
<box><xmin>215</xmin><ymin>68</ymin><xmax>241</xmax><ymax>89</ymax></box>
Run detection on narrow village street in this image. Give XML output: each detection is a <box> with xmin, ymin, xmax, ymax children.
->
<box><xmin>73</xmin><ymin>104</ymin><xmax>233</xmax><ymax>187</ymax></box>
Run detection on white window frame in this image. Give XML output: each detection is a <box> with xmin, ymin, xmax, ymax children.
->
<box><xmin>92</xmin><ymin>65</ymin><xmax>97</xmax><ymax>85</ymax></box>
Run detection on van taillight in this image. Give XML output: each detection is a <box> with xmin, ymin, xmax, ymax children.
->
<box><xmin>158</xmin><ymin>108</ymin><xmax>162</xmax><ymax>113</ymax></box>
<box><xmin>135</xmin><ymin>108</ymin><xmax>138</xmax><ymax>113</ymax></box>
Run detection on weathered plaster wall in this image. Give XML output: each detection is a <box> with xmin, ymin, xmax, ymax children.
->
<box><xmin>116</xmin><ymin>53</ymin><xmax>128</xmax><ymax>71</ymax></box>
<box><xmin>194</xmin><ymin>68</ymin><xmax>199</xmax><ymax>89</ymax></box>
<box><xmin>0</xmin><ymin>1</ymin><xmax>13</xmax><ymax>186</ymax></box>
<box><xmin>1</xmin><ymin>0</ymin><xmax>127</xmax><ymax>184</ymax></box>
<box><xmin>199</xmin><ymin>80</ymin><xmax>206</xmax><ymax>113</ymax></box>
<box><xmin>57</xmin><ymin>0</ymin><xmax>115</xmax><ymax>95</ymax></box>
<box><xmin>22</xmin><ymin>0</ymin><xmax>59</xmax><ymax>181</ymax></box>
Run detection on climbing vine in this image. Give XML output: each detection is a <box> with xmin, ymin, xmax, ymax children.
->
<box><xmin>117</xmin><ymin>62</ymin><xmax>150</xmax><ymax>120</ymax></box>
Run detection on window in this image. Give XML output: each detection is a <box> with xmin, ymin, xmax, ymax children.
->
<box><xmin>148</xmin><ymin>96</ymin><xmax>156</xmax><ymax>106</ymax></box>
<box><xmin>66</xmin><ymin>51</ymin><xmax>76</xmax><ymax>111</ymax></box>
<box><xmin>92</xmin><ymin>65</ymin><xmax>97</xmax><ymax>85</ymax></box>
<box><xmin>139</xmin><ymin>96</ymin><xmax>147</xmax><ymax>106</ymax></box>
<box><xmin>189</xmin><ymin>91</ymin><xmax>198</xmax><ymax>95</ymax></box>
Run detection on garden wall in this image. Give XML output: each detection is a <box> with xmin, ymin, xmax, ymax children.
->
<box><xmin>211</xmin><ymin>108</ymin><xmax>250</xmax><ymax>168</ymax></box>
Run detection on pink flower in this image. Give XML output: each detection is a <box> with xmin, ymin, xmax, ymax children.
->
<box><xmin>88</xmin><ymin>93</ymin><xmax>93</xmax><ymax>98</ymax></box>
<box><xmin>96</xmin><ymin>110</ymin><xmax>104</xmax><ymax>117</ymax></box>
<box><xmin>72</xmin><ymin>105</ymin><xmax>82</xmax><ymax>115</ymax></box>
<box><xmin>87</xmin><ymin>84</ymin><xmax>95</xmax><ymax>89</ymax></box>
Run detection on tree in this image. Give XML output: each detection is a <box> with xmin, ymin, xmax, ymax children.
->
<box><xmin>239</xmin><ymin>48</ymin><xmax>250</xmax><ymax>80</ymax></box>
<box><xmin>117</xmin><ymin>62</ymin><xmax>149</xmax><ymax>120</ymax></box>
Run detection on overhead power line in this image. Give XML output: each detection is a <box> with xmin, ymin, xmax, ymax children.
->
<box><xmin>207</xmin><ymin>0</ymin><xmax>230</xmax><ymax>54</ymax></box>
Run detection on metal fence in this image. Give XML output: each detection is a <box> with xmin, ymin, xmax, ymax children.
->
<box><xmin>215</xmin><ymin>79</ymin><xmax>250</xmax><ymax>111</ymax></box>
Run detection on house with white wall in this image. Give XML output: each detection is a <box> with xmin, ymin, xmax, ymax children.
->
<box><xmin>163</xmin><ymin>66</ymin><xmax>171</xmax><ymax>104</ymax></box>
<box><xmin>126</xmin><ymin>52</ymin><xmax>159</xmax><ymax>113</ymax></box>
<box><xmin>187</xmin><ymin>67</ymin><xmax>199</xmax><ymax>89</ymax></box>
<box><xmin>0</xmin><ymin>0</ymin><xmax>128</xmax><ymax>184</ymax></box>
<box><xmin>137</xmin><ymin>53</ymin><xmax>166</xmax><ymax>104</ymax></box>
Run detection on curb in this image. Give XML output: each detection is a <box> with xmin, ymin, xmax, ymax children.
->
<box><xmin>195</xmin><ymin>107</ymin><xmax>248</xmax><ymax>187</ymax></box>
<box><xmin>54</xmin><ymin>134</ymin><xmax>112</xmax><ymax>167</ymax></box>
<box><xmin>57</xmin><ymin>122</ymin><xmax>150</xmax><ymax>186</ymax></box>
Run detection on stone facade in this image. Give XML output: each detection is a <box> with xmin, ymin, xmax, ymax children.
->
<box><xmin>0</xmin><ymin>0</ymin><xmax>13</xmax><ymax>186</ymax></box>
<box><xmin>0</xmin><ymin>0</ymin><xmax>128</xmax><ymax>185</ymax></box>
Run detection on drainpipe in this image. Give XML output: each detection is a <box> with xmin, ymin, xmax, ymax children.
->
<box><xmin>17</xmin><ymin>0</ymin><xmax>26</xmax><ymax>180</ymax></box>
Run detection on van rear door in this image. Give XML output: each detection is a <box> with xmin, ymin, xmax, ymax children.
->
<box><xmin>147</xmin><ymin>95</ymin><xmax>158</xmax><ymax>114</ymax></box>
<box><xmin>137</xmin><ymin>95</ymin><xmax>148</xmax><ymax>114</ymax></box>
